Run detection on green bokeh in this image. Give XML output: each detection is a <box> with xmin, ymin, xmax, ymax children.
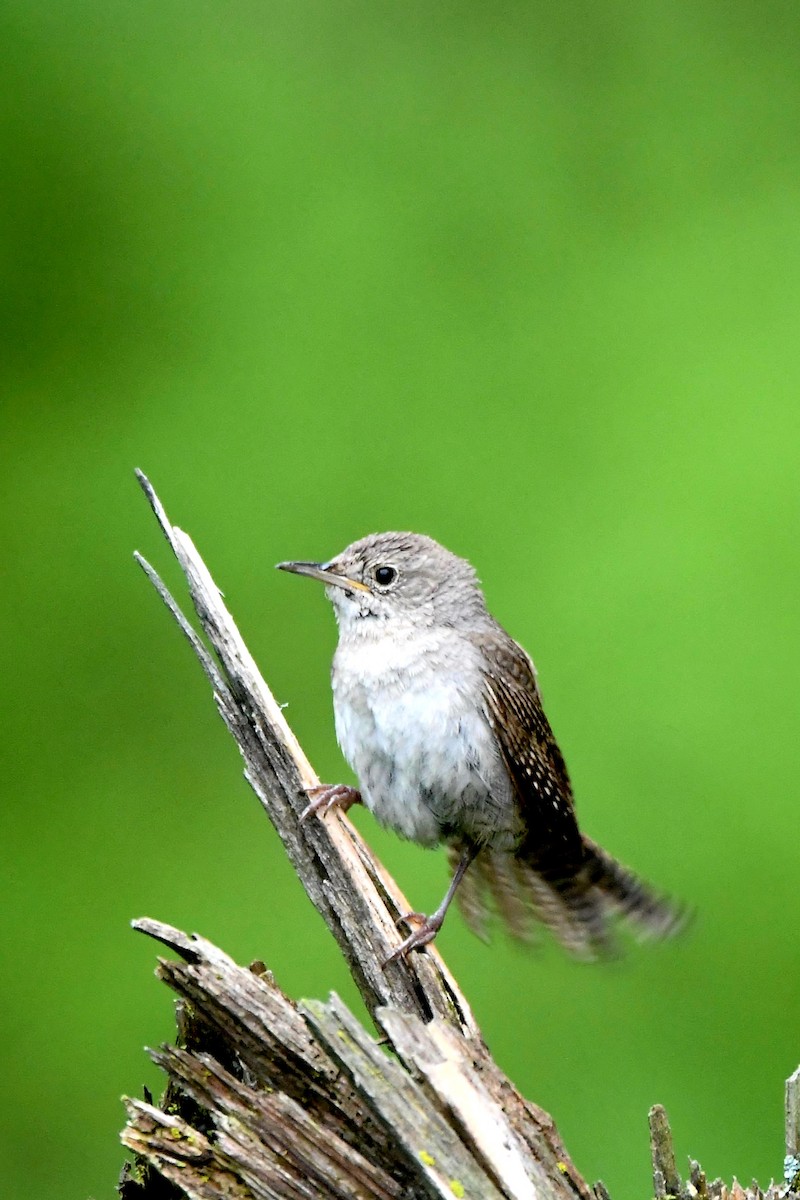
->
<box><xmin>2</xmin><ymin>3</ymin><xmax>799</xmax><ymax>1197</ymax></box>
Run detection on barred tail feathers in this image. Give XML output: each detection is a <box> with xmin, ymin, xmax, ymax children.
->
<box><xmin>449</xmin><ymin>838</ymin><xmax>686</xmax><ymax>959</ymax></box>
<box><xmin>580</xmin><ymin>836</ymin><xmax>687</xmax><ymax>942</ymax></box>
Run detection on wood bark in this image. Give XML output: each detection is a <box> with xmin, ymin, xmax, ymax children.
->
<box><xmin>121</xmin><ymin>472</ymin><xmax>798</xmax><ymax>1200</ymax></box>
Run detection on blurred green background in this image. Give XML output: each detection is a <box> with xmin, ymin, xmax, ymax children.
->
<box><xmin>2</xmin><ymin>2</ymin><xmax>799</xmax><ymax>1197</ymax></box>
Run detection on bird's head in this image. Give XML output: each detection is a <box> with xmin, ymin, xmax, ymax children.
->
<box><xmin>277</xmin><ymin>531</ymin><xmax>486</xmax><ymax>631</ymax></box>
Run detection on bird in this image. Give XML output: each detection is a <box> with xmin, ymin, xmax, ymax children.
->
<box><xmin>277</xmin><ymin>532</ymin><xmax>684</xmax><ymax>964</ymax></box>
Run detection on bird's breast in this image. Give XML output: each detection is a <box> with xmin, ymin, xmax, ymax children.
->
<box><xmin>331</xmin><ymin>627</ymin><xmax>518</xmax><ymax>849</ymax></box>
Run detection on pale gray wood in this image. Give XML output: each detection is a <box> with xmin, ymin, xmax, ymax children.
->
<box><xmin>377</xmin><ymin>1006</ymin><xmax>576</xmax><ymax>1200</ymax></box>
<box><xmin>129</xmin><ymin>918</ymin><xmax>407</xmax><ymax>1177</ymax></box>
<box><xmin>649</xmin><ymin>1104</ymin><xmax>681</xmax><ymax>1199</ymax></box>
<box><xmin>134</xmin><ymin>469</ymin><xmax>475</xmax><ymax>1033</ymax></box>
<box><xmin>122</xmin><ymin>1100</ymin><xmax>253</xmax><ymax>1199</ymax></box>
<box><xmin>123</xmin><ymin>473</ymin><xmax>798</xmax><ymax>1200</ymax></box>
<box><xmin>787</xmin><ymin>1065</ymin><xmax>800</xmax><ymax>1156</ymax></box>
<box><xmin>301</xmin><ymin>993</ymin><xmax>505</xmax><ymax>1200</ymax></box>
<box><xmin>647</xmin><ymin>1104</ymin><xmax>789</xmax><ymax>1200</ymax></box>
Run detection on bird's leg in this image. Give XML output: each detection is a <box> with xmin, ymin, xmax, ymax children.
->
<box><xmin>384</xmin><ymin>846</ymin><xmax>478</xmax><ymax>966</ymax></box>
<box><xmin>299</xmin><ymin>784</ymin><xmax>362</xmax><ymax>822</ymax></box>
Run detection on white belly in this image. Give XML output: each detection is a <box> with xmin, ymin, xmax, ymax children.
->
<box><xmin>332</xmin><ymin>626</ymin><xmax>518</xmax><ymax>849</ymax></box>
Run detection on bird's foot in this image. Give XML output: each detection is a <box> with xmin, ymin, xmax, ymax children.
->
<box><xmin>395</xmin><ymin>910</ymin><xmax>427</xmax><ymax>925</ymax></box>
<box><xmin>383</xmin><ymin>910</ymin><xmax>444</xmax><ymax>965</ymax></box>
<box><xmin>299</xmin><ymin>784</ymin><xmax>361</xmax><ymax>822</ymax></box>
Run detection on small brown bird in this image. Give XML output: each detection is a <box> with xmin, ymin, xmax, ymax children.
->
<box><xmin>278</xmin><ymin>533</ymin><xmax>684</xmax><ymax>963</ymax></box>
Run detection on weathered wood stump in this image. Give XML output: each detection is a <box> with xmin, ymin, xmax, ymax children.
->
<box><xmin>120</xmin><ymin>473</ymin><xmax>798</xmax><ymax>1200</ymax></box>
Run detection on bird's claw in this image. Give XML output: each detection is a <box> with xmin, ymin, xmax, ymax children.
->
<box><xmin>299</xmin><ymin>784</ymin><xmax>361</xmax><ymax>823</ymax></box>
<box><xmin>383</xmin><ymin>912</ymin><xmax>444</xmax><ymax>965</ymax></box>
<box><xmin>395</xmin><ymin>910</ymin><xmax>427</xmax><ymax>927</ymax></box>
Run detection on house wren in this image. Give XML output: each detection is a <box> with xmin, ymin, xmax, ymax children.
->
<box><xmin>278</xmin><ymin>532</ymin><xmax>683</xmax><ymax>963</ymax></box>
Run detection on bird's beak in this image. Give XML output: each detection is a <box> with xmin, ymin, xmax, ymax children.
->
<box><xmin>276</xmin><ymin>560</ymin><xmax>371</xmax><ymax>593</ymax></box>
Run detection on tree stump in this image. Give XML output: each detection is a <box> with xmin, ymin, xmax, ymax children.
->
<box><xmin>120</xmin><ymin>472</ymin><xmax>798</xmax><ymax>1200</ymax></box>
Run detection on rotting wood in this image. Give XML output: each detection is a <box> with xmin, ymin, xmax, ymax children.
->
<box><xmin>645</xmin><ymin>1096</ymin><xmax>796</xmax><ymax>1200</ymax></box>
<box><xmin>122</xmin><ymin>472</ymin><xmax>800</xmax><ymax>1200</ymax></box>
<box><xmin>787</xmin><ymin>1066</ymin><xmax>800</xmax><ymax>1157</ymax></box>
<box><xmin>133</xmin><ymin>470</ymin><xmax>475</xmax><ymax>1034</ymax></box>
<box><xmin>649</xmin><ymin>1105</ymin><xmax>681</xmax><ymax>1199</ymax></box>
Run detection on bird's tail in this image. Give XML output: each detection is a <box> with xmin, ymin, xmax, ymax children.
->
<box><xmin>450</xmin><ymin>836</ymin><xmax>687</xmax><ymax>959</ymax></box>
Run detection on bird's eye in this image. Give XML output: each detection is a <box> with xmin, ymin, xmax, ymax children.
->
<box><xmin>374</xmin><ymin>565</ymin><xmax>397</xmax><ymax>587</ymax></box>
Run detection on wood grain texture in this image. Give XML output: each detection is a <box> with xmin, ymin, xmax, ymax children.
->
<box><xmin>122</xmin><ymin>473</ymin><xmax>797</xmax><ymax>1200</ymax></box>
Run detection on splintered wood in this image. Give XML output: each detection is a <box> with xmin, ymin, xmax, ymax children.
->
<box><xmin>124</xmin><ymin>473</ymin><xmax>589</xmax><ymax>1200</ymax></box>
<box><xmin>122</xmin><ymin>473</ymin><xmax>799</xmax><ymax>1200</ymax></box>
<box><xmin>649</xmin><ymin>1095</ymin><xmax>798</xmax><ymax>1200</ymax></box>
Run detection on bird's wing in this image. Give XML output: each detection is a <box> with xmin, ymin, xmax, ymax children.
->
<box><xmin>468</xmin><ymin>626</ymin><xmax>584</xmax><ymax>873</ymax></box>
<box><xmin>462</xmin><ymin>626</ymin><xmax>684</xmax><ymax>956</ymax></box>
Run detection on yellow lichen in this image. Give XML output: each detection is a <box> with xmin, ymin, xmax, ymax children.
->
<box><xmin>419</xmin><ymin>1150</ymin><xmax>436</xmax><ymax>1167</ymax></box>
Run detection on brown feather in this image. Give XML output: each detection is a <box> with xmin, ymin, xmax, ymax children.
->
<box><xmin>457</xmin><ymin>625</ymin><xmax>685</xmax><ymax>957</ymax></box>
<box><xmin>469</xmin><ymin>625</ymin><xmax>584</xmax><ymax>873</ymax></box>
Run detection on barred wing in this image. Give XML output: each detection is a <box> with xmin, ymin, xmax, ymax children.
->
<box><xmin>470</xmin><ymin>626</ymin><xmax>583</xmax><ymax>874</ymax></box>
